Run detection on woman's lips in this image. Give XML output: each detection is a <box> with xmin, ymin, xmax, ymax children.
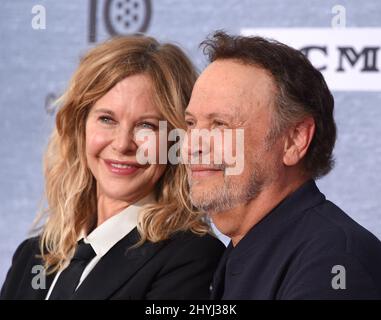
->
<box><xmin>103</xmin><ymin>159</ymin><xmax>143</xmax><ymax>176</ymax></box>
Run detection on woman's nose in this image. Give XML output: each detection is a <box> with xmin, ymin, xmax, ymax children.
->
<box><xmin>111</xmin><ymin>127</ymin><xmax>137</xmax><ymax>154</ymax></box>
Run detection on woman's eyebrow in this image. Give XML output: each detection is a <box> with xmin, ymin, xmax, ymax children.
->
<box><xmin>92</xmin><ymin>108</ymin><xmax>115</xmax><ymax>116</ymax></box>
<box><xmin>91</xmin><ymin>109</ymin><xmax>163</xmax><ymax>121</ymax></box>
<box><xmin>135</xmin><ymin>114</ymin><xmax>163</xmax><ymax>121</ymax></box>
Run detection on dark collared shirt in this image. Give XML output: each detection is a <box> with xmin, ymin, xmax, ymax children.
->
<box><xmin>211</xmin><ymin>180</ymin><xmax>381</xmax><ymax>299</ymax></box>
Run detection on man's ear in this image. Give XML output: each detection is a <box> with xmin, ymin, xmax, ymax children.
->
<box><xmin>283</xmin><ymin>117</ymin><xmax>315</xmax><ymax>167</ymax></box>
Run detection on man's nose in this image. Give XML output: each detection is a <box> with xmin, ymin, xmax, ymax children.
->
<box><xmin>184</xmin><ymin>125</ymin><xmax>213</xmax><ymax>161</ymax></box>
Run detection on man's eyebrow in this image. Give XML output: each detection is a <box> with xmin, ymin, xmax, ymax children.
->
<box><xmin>184</xmin><ymin>110</ymin><xmax>193</xmax><ymax>117</ymax></box>
<box><xmin>206</xmin><ymin>112</ymin><xmax>233</xmax><ymax>121</ymax></box>
<box><xmin>184</xmin><ymin>110</ymin><xmax>233</xmax><ymax>121</ymax></box>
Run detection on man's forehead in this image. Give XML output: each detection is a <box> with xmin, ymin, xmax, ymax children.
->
<box><xmin>199</xmin><ymin>59</ymin><xmax>272</xmax><ymax>85</ymax></box>
<box><xmin>188</xmin><ymin>60</ymin><xmax>275</xmax><ymax>117</ymax></box>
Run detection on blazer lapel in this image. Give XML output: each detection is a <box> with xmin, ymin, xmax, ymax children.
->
<box><xmin>71</xmin><ymin>228</ymin><xmax>167</xmax><ymax>300</ymax></box>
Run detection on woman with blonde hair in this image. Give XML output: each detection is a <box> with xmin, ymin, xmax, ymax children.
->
<box><xmin>1</xmin><ymin>36</ymin><xmax>224</xmax><ymax>300</ymax></box>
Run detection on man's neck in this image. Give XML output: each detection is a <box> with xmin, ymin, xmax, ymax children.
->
<box><xmin>211</xmin><ymin>176</ymin><xmax>309</xmax><ymax>246</ymax></box>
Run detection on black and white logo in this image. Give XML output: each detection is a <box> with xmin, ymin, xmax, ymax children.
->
<box><xmin>89</xmin><ymin>0</ymin><xmax>151</xmax><ymax>43</ymax></box>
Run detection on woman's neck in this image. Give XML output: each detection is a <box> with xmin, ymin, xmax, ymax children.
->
<box><xmin>96</xmin><ymin>195</ymin><xmax>131</xmax><ymax>227</ymax></box>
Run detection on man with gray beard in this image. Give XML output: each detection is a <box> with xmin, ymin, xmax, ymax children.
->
<box><xmin>184</xmin><ymin>31</ymin><xmax>381</xmax><ymax>299</ymax></box>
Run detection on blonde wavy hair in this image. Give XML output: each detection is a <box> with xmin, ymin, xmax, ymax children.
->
<box><xmin>35</xmin><ymin>36</ymin><xmax>210</xmax><ymax>273</ymax></box>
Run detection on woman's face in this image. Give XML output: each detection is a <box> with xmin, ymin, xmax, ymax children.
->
<box><xmin>85</xmin><ymin>73</ymin><xmax>166</xmax><ymax>203</ymax></box>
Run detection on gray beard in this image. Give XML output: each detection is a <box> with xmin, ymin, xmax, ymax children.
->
<box><xmin>189</xmin><ymin>169</ymin><xmax>264</xmax><ymax>213</ymax></box>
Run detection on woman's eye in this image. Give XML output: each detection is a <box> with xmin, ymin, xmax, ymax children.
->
<box><xmin>98</xmin><ymin>116</ymin><xmax>115</xmax><ymax>125</ymax></box>
<box><xmin>138</xmin><ymin>122</ymin><xmax>157</xmax><ymax>130</ymax></box>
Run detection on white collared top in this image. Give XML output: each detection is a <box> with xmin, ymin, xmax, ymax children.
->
<box><xmin>45</xmin><ymin>193</ymin><xmax>155</xmax><ymax>299</ymax></box>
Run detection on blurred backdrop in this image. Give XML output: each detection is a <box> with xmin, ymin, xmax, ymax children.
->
<box><xmin>1</xmin><ymin>0</ymin><xmax>381</xmax><ymax>284</ymax></box>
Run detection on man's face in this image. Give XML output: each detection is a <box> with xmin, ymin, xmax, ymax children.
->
<box><xmin>184</xmin><ymin>59</ymin><xmax>284</xmax><ymax>213</ymax></box>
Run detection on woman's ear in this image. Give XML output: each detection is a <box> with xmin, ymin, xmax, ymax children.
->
<box><xmin>283</xmin><ymin>117</ymin><xmax>315</xmax><ymax>167</ymax></box>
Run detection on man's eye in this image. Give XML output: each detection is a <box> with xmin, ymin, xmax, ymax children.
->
<box><xmin>213</xmin><ymin>120</ymin><xmax>227</xmax><ymax>127</ymax></box>
<box><xmin>98</xmin><ymin>116</ymin><xmax>115</xmax><ymax>124</ymax></box>
<box><xmin>185</xmin><ymin>119</ymin><xmax>195</xmax><ymax>127</ymax></box>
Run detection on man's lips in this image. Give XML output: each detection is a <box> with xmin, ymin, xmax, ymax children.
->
<box><xmin>189</xmin><ymin>166</ymin><xmax>224</xmax><ymax>177</ymax></box>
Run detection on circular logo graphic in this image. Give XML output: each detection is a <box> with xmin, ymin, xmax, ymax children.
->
<box><xmin>104</xmin><ymin>0</ymin><xmax>151</xmax><ymax>35</ymax></box>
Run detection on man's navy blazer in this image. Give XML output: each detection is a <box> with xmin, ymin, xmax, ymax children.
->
<box><xmin>211</xmin><ymin>180</ymin><xmax>381</xmax><ymax>299</ymax></box>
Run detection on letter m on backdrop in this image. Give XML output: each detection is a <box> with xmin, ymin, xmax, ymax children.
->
<box><xmin>337</xmin><ymin>47</ymin><xmax>380</xmax><ymax>72</ymax></box>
